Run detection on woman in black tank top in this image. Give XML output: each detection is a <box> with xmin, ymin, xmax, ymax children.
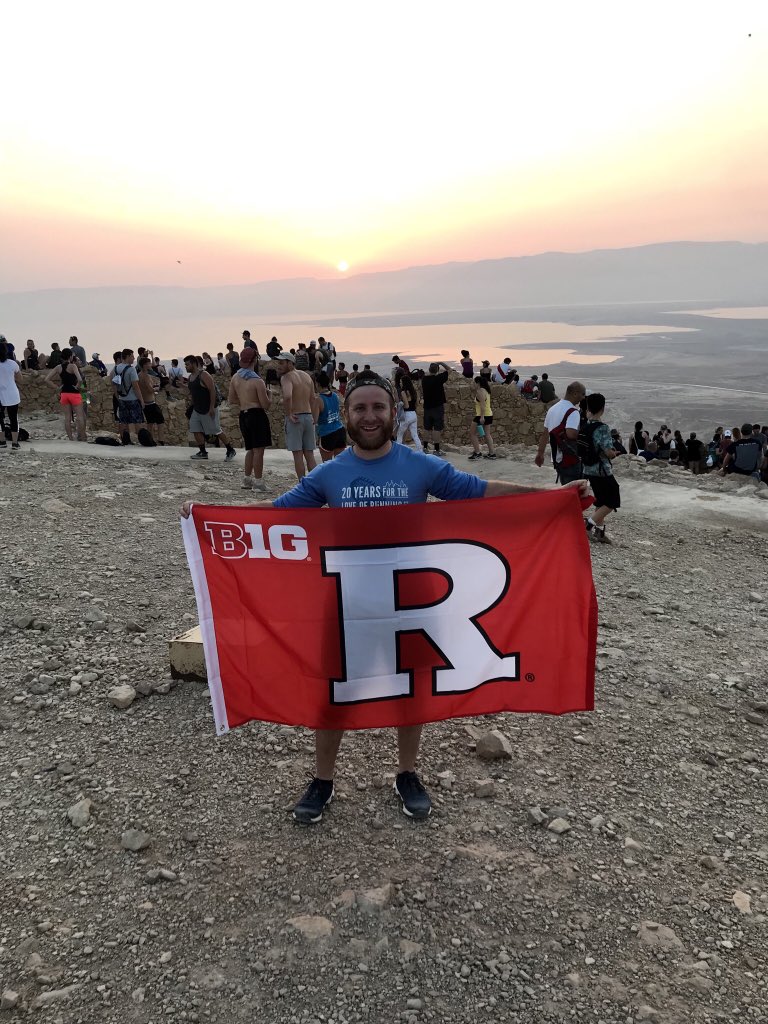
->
<box><xmin>45</xmin><ymin>348</ymin><xmax>86</xmax><ymax>441</ymax></box>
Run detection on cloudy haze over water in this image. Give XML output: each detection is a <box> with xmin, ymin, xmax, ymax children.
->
<box><xmin>1</xmin><ymin>1</ymin><xmax>766</xmax><ymax>294</ymax></box>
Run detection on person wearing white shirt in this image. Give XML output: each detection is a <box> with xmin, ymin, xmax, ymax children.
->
<box><xmin>492</xmin><ymin>358</ymin><xmax>514</xmax><ymax>384</ymax></box>
<box><xmin>534</xmin><ymin>381</ymin><xmax>587</xmax><ymax>485</ymax></box>
<box><xmin>0</xmin><ymin>341</ymin><xmax>22</xmax><ymax>450</ymax></box>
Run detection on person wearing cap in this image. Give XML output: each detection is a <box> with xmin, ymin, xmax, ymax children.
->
<box><xmin>228</xmin><ymin>347</ymin><xmax>272</xmax><ymax>490</ymax></box>
<box><xmin>276</xmin><ymin>351</ymin><xmax>318</xmax><ymax>480</ymax></box>
<box><xmin>89</xmin><ymin>353</ymin><xmax>107</xmax><ymax>376</ymax></box>
<box><xmin>183</xmin><ymin>371</ymin><xmax>591</xmax><ymax>826</ymax></box>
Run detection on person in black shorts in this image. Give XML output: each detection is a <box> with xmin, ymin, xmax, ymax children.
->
<box><xmin>581</xmin><ymin>393</ymin><xmax>620</xmax><ymax>544</ymax></box>
<box><xmin>315</xmin><ymin>372</ymin><xmax>346</xmax><ymax>460</ymax></box>
<box><xmin>420</xmin><ymin>361</ymin><xmax>450</xmax><ymax>455</ymax></box>
<box><xmin>228</xmin><ymin>347</ymin><xmax>272</xmax><ymax>490</ymax></box>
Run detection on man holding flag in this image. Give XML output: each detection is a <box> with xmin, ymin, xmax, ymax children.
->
<box><xmin>183</xmin><ymin>371</ymin><xmax>592</xmax><ymax>826</ymax></box>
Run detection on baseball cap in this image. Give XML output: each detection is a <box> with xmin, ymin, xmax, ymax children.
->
<box><xmin>343</xmin><ymin>371</ymin><xmax>396</xmax><ymax>403</ymax></box>
<box><xmin>276</xmin><ymin>351</ymin><xmax>295</xmax><ymax>363</ymax></box>
<box><xmin>724</xmin><ymin>430</ymin><xmax>732</xmax><ymax>437</ymax></box>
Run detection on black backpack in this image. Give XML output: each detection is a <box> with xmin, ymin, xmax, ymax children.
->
<box><xmin>577</xmin><ymin>419</ymin><xmax>602</xmax><ymax>468</ymax></box>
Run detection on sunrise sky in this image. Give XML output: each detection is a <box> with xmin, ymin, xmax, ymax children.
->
<box><xmin>2</xmin><ymin>1</ymin><xmax>766</xmax><ymax>292</ymax></box>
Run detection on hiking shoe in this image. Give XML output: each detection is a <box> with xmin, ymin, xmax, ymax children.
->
<box><xmin>225</xmin><ymin>446</ymin><xmax>237</xmax><ymax>461</ymax></box>
<box><xmin>292</xmin><ymin>777</ymin><xmax>334</xmax><ymax>824</ymax></box>
<box><xmin>11</xmin><ymin>442</ymin><xmax>20</xmax><ymax>451</ymax></box>
<box><xmin>0</xmin><ymin>441</ymin><xmax>6</xmax><ymax>449</ymax></box>
<box><xmin>468</xmin><ymin>452</ymin><xmax>482</xmax><ymax>461</ymax></box>
<box><xmin>483</xmin><ymin>452</ymin><xmax>497</xmax><ymax>460</ymax></box>
<box><xmin>241</xmin><ymin>477</ymin><xmax>254</xmax><ymax>489</ymax></box>
<box><xmin>584</xmin><ymin>519</ymin><xmax>594</xmax><ymax>535</ymax></box>
<box><xmin>595</xmin><ymin>527</ymin><xmax>612</xmax><ymax>544</ymax></box>
<box><xmin>252</xmin><ymin>479</ymin><xmax>267</xmax><ymax>492</ymax></box>
<box><xmin>190</xmin><ymin>450</ymin><xmax>208</xmax><ymax>460</ymax></box>
<box><xmin>394</xmin><ymin>771</ymin><xmax>432</xmax><ymax>819</ymax></box>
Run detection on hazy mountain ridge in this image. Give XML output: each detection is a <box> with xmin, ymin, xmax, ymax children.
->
<box><xmin>2</xmin><ymin>241</ymin><xmax>766</xmax><ymax>322</ymax></box>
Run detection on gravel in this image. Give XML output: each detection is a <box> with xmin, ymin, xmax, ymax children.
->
<box><xmin>1</xmin><ymin>447</ymin><xmax>767</xmax><ymax>1022</ymax></box>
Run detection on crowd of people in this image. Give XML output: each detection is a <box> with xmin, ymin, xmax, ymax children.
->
<box><xmin>2</xmin><ymin>334</ymin><xmax>765</xmax><ymax>517</ymax></box>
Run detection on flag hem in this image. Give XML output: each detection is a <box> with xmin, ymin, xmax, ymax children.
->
<box><xmin>180</xmin><ymin>513</ymin><xmax>230</xmax><ymax>735</ymax></box>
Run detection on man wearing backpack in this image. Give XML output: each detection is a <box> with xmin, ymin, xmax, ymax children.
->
<box><xmin>579</xmin><ymin>393</ymin><xmax>620</xmax><ymax>544</ymax></box>
<box><xmin>721</xmin><ymin>423</ymin><xmax>763</xmax><ymax>477</ymax></box>
<box><xmin>294</xmin><ymin>344</ymin><xmax>310</xmax><ymax>372</ymax></box>
<box><xmin>114</xmin><ymin>348</ymin><xmax>146</xmax><ymax>445</ymax></box>
<box><xmin>534</xmin><ymin>381</ymin><xmax>586</xmax><ymax>485</ymax></box>
<box><xmin>183</xmin><ymin>355</ymin><xmax>237</xmax><ymax>461</ymax></box>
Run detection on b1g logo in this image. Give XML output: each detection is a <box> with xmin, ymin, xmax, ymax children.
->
<box><xmin>322</xmin><ymin>540</ymin><xmax>519</xmax><ymax>703</ymax></box>
<box><xmin>204</xmin><ymin>521</ymin><xmax>308</xmax><ymax>561</ymax></box>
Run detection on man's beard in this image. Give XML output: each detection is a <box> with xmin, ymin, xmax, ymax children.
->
<box><xmin>347</xmin><ymin>421</ymin><xmax>392</xmax><ymax>451</ymax></box>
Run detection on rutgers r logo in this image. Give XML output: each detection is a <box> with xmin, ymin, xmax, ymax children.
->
<box><xmin>322</xmin><ymin>540</ymin><xmax>520</xmax><ymax>703</ymax></box>
<box><xmin>204</xmin><ymin>521</ymin><xmax>309</xmax><ymax>561</ymax></box>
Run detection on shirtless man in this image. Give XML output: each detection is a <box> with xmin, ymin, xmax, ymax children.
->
<box><xmin>228</xmin><ymin>347</ymin><xmax>272</xmax><ymax>490</ymax></box>
<box><xmin>277</xmin><ymin>351</ymin><xmax>318</xmax><ymax>480</ymax></box>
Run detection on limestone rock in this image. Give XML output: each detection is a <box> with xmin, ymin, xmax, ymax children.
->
<box><xmin>358</xmin><ymin>883</ymin><xmax>393</xmax><ymax>913</ymax></box>
<box><xmin>107</xmin><ymin>684</ymin><xmax>136</xmax><ymax>710</ymax></box>
<box><xmin>121</xmin><ymin>828</ymin><xmax>152</xmax><ymax>852</ymax></box>
<box><xmin>475</xmin><ymin>729</ymin><xmax>513</xmax><ymax>760</ymax></box>
<box><xmin>286</xmin><ymin>915</ymin><xmax>333</xmax><ymax>941</ymax></box>
<box><xmin>67</xmin><ymin>798</ymin><xmax>93</xmax><ymax>828</ymax></box>
<box><xmin>638</xmin><ymin>920</ymin><xmax>684</xmax><ymax>951</ymax></box>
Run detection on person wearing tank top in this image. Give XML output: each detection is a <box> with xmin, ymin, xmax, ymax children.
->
<box><xmin>45</xmin><ymin>347</ymin><xmax>86</xmax><ymax>441</ymax></box>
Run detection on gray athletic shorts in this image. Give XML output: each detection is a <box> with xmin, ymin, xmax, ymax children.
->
<box><xmin>189</xmin><ymin>408</ymin><xmax>222</xmax><ymax>435</ymax></box>
<box><xmin>284</xmin><ymin>413</ymin><xmax>316</xmax><ymax>452</ymax></box>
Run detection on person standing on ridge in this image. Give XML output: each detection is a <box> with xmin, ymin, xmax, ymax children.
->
<box><xmin>228</xmin><ymin>347</ymin><xmax>271</xmax><ymax>490</ymax></box>
<box><xmin>277</xmin><ymin>351</ymin><xmax>318</xmax><ymax>479</ymax></box>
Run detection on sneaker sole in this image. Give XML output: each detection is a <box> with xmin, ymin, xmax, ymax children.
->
<box><xmin>292</xmin><ymin>792</ymin><xmax>333</xmax><ymax>825</ymax></box>
<box><xmin>393</xmin><ymin>782</ymin><xmax>432</xmax><ymax>819</ymax></box>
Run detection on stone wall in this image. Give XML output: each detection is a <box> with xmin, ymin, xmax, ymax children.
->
<box><xmin>17</xmin><ymin>367</ymin><xmax>548</xmax><ymax>448</ymax></box>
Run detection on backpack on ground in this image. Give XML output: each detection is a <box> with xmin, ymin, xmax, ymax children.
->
<box><xmin>577</xmin><ymin>419</ymin><xmax>603</xmax><ymax>470</ymax></box>
<box><xmin>549</xmin><ymin>409</ymin><xmax>580</xmax><ymax>467</ymax></box>
<box><xmin>137</xmin><ymin>427</ymin><xmax>156</xmax><ymax>447</ymax></box>
<box><xmin>93</xmin><ymin>436</ymin><xmax>121</xmax><ymax>446</ymax></box>
<box><xmin>3</xmin><ymin>425</ymin><xmax>30</xmax><ymax>441</ymax></box>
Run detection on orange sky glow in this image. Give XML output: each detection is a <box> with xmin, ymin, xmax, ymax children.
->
<box><xmin>1</xmin><ymin>1</ymin><xmax>766</xmax><ymax>291</ymax></box>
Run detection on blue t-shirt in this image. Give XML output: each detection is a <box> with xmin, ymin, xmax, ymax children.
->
<box><xmin>317</xmin><ymin>392</ymin><xmax>342</xmax><ymax>437</ymax></box>
<box><xmin>273</xmin><ymin>443</ymin><xmax>488</xmax><ymax>509</ymax></box>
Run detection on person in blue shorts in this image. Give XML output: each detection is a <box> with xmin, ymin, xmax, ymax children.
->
<box><xmin>183</xmin><ymin>371</ymin><xmax>590</xmax><ymax>826</ymax></box>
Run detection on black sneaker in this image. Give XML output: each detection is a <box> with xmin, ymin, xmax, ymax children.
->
<box><xmin>292</xmin><ymin>777</ymin><xmax>334</xmax><ymax>824</ymax></box>
<box><xmin>483</xmin><ymin>452</ymin><xmax>497</xmax><ymax>460</ymax></box>
<box><xmin>225</xmin><ymin>446</ymin><xmax>237</xmax><ymax>461</ymax></box>
<box><xmin>190</xmin><ymin>450</ymin><xmax>208</xmax><ymax>460</ymax></box>
<box><xmin>468</xmin><ymin>452</ymin><xmax>482</xmax><ymax>461</ymax></box>
<box><xmin>394</xmin><ymin>771</ymin><xmax>432</xmax><ymax>819</ymax></box>
<box><xmin>584</xmin><ymin>519</ymin><xmax>594</xmax><ymax>535</ymax></box>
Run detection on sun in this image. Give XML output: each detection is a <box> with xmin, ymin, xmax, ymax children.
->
<box><xmin>337</xmin><ymin>260</ymin><xmax>349</xmax><ymax>272</ymax></box>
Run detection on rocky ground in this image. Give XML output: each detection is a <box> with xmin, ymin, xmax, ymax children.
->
<box><xmin>1</xmin><ymin>436</ymin><xmax>768</xmax><ymax>1024</ymax></box>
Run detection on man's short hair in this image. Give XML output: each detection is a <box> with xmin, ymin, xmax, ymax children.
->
<box><xmin>183</xmin><ymin>354</ymin><xmax>200</xmax><ymax>366</ymax></box>
<box><xmin>564</xmin><ymin>381</ymin><xmax>586</xmax><ymax>402</ymax></box>
<box><xmin>122</xmin><ymin>348</ymin><xmax>133</xmax><ymax>359</ymax></box>
<box><xmin>113</xmin><ymin>351</ymin><xmax>122</xmax><ymax>362</ymax></box>
<box><xmin>741</xmin><ymin>423</ymin><xmax>753</xmax><ymax>435</ymax></box>
<box><xmin>586</xmin><ymin>393</ymin><xmax>605</xmax><ymax>415</ymax></box>
<box><xmin>171</xmin><ymin>359</ymin><xmax>179</xmax><ymax>366</ymax></box>
<box><xmin>429</xmin><ymin>362</ymin><xmax>439</xmax><ymax>374</ymax></box>
<box><xmin>242</xmin><ymin>330</ymin><xmax>250</xmax><ymax>337</ymax></box>
<box><xmin>138</xmin><ymin>357</ymin><xmax>151</xmax><ymax>369</ymax></box>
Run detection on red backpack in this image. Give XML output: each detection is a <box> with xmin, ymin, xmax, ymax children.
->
<box><xmin>549</xmin><ymin>409</ymin><xmax>581</xmax><ymax>467</ymax></box>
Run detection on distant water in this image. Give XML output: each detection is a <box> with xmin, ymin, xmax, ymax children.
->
<box><xmin>73</xmin><ymin>312</ymin><xmax>694</xmax><ymax>372</ymax></box>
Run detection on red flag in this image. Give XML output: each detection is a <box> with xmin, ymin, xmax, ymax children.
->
<box><xmin>182</xmin><ymin>491</ymin><xmax>596</xmax><ymax>733</ymax></box>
